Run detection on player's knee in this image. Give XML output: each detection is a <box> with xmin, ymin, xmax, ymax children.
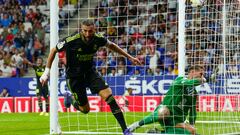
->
<box><xmin>158</xmin><ymin>106</ymin><xmax>170</xmax><ymax>120</ymax></box>
<box><xmin>99</xmin><ymin>88</ymin><xmax>112</xmax><ymax>101</ymax></box>
<box><xmin>79</xmin><ymin>104</ymin><xmax>90</xmax><ymax>114</ymax></box>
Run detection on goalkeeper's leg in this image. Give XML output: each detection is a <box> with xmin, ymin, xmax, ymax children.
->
<box><xmin>129</xmin><ymin>105</ymin><xmax>170</xmax><ymax>132</ymax></box>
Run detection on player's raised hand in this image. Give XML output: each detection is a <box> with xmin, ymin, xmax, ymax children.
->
<box><xmin>40</xmin><ymin>68</ymin><xmax>50</xmax><ymax>86</ymax></box>
<box><xmin>129</xmin><ymin>57</ymin><xmax>142</xmax><ymax>65</ymax></box>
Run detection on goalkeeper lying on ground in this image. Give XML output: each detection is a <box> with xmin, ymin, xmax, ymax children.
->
<box><xmin>129</xmin><ymin>65</ymin><xmax>207</xmax><ymax>134</ymax></box>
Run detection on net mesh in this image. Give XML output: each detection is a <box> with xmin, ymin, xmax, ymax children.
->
<box><xmin>56</xmin><ymin>0</ymin><xmax>240</xmax><ymax>134</ymax></box>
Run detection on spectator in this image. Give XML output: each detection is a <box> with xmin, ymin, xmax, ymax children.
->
<box><xmin>0</xmin><ymin>69</ymin><xmax>3</xmax><ymax>77</ymax></box>
<box><xmin>149</xmin><ymin>50</ymin><xmax>161</xmax><ymax>72</ymax></box>
<box><xmin>154</xmin><ymin>67</ymin><xmax>163</xmax><ymax>75</ymax></box>
<box><xmin>0</xmin><ymin>14</ymin><xmax>12</xmax><ymax>28</ymax></box>
<box><xmin>0</xmin><ymin>62</ymin><xmax>13</xmax><ymax>77</ymax></box>
<box><xmin>173</xmin><ymin>64</ymin><xmax>178</xmax><ymax>75</ymax></box>
<box><xmin>121</xmin><ymin>87</ymin><xmax>134</xmax><ymax>112</ymax></box>
<box><xmin>99</xmin><ymin>67</ymin><xmax>107</xmax><ymax>76</ymax></box>
<box><xmin>0</xmin><ymin>88</ymin><xmax>10</xmax><ymax>97</ymax></box>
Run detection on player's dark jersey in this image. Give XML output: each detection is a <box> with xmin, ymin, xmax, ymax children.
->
<box><xmin>33</xmin><ymin>65</ymin><xmax>46</xmax><ymax>85</ymax></box>
<box><xmin>56</xmin><ymin>32</ymin><xmax>108</xmax><ymax>78</ymax></box>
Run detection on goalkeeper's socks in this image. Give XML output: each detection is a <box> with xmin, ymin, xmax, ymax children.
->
<box><xmin>139</xmin><ymin>108</ymin><xmax>160</xmax><ymax>126</ymax></box>
<box><xmin>106</xmin><ymin>95</ymin><xmax>127</xmax><ymax>132</ymax></box>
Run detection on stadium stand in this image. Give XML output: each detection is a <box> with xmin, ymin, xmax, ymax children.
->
<box><xmin>0</xmin><ymin>0</ymin><xmax>239</xmax><ymax>77</ymax></box>
<box><xmin>0</xmin><ymin>0</ymin><xmax>79</xmax><ymax>77</ymax></box>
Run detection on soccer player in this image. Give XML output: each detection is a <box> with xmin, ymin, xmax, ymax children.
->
<box><xmin>39</xmin><ymin>19</ymin><xmax>141</xmax><ymax>135</ymax></box>
<box><xmin>27</xmin><ymin>57</ymin><xmax>49</xmax><ymax>116</ymax></box>
<box><xmin>129</xmin><ymin>65</ymin><xmax>206</xmax><ymax>134</ymax></box>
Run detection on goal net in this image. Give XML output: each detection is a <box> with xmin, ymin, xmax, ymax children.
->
<box><xmin>183</xmin><ymin>0</ymin><xmax>240</xmax><ymax>135</ymax></box>
<box><xmin>53</xmin><ymin>0</ymin><xmax>240</xmax><ymax>134</ymax></box>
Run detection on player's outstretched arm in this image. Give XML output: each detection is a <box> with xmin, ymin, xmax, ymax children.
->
<box><xmin>40</xmin><ymin>47</ymin><xmax>58</xmax><ymax>86</ymax></box>
<box><xmin>106</xmin><ymin>41</ymin><xmax>141</xmax><ymax>65</ymax></box>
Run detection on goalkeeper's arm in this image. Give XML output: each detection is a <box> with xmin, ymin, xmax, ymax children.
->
<box><xmin>40</xmin><ymin>47</ymin><xmax>58</xmax><ymax>86</ymax></box>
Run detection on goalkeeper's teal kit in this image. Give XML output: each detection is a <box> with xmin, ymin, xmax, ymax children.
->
<box><xmin>156</xmin><ymin>76</ymin><xmax>200</xmax><ymax>134</ymax></box>
<box><xmin>161</xmin><ymin>76</ymin><xmax>200</xmax><ymax>125</ymax></box>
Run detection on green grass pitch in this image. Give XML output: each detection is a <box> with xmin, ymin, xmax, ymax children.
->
<box><xmin>0</xmin><ymin>112</ymin><xmax>239</xmax><ymax>135</ymax></box>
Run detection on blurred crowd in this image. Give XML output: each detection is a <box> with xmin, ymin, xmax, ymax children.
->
<box><xmin>0</xmin><ymin>0</ymin><xmax>79</xmax><ymax>77</ymax></box>
<box><xmin>91</xmin><ymin>0</ymin><xmax>179</xmax><ymax>77</ymax></box>
<box><xmin>89</xmin><ymin>0</ymin><xmax>240</xmax><ymax>77</ymax></box>
<box><xmin>0</xmin><ymin>0</ymin><xmax>239</xmax><ymax>78</ymax></box>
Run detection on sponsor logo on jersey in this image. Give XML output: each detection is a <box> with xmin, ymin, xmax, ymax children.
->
<box><xmin>78</xmin><ymin>48</ymin><xmax>82</xmax><ymax>52</ymax></box>
<box><xmin>57</xmin><ymin>41</ymin><xmax>65</xmax><ymax>49</ymax></box>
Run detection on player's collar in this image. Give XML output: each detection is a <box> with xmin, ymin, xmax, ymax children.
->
<box><xmin>80</xmin><ymin>32</ymin><xmax>95</xmax><ymax>44</ymax></box>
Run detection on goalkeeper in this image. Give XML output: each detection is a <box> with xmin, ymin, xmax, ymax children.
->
<box><xmin>39</xmin><ymin>19</ymin><xmax>141</xmax><ymax>135</ymax></box>
<box><xmin>129</xmin><ymin>65</ymin><xmax>206</xmax><ymax>134</ymax></box>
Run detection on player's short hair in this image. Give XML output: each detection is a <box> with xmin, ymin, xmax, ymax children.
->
<box><xmin>81</xmin><ymin>19</ymin><xmax>95</xmax><ymax>26</ymax></box>
<box><xmin>188</xmin><ymin>65</ymin><xmax>203</xmax><ymax>73</ymax></box>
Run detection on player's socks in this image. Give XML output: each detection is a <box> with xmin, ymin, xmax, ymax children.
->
<box><xmin>123</xmin><ymin>128</ymin><xmax>133</xmax><ymax>135</ymax></box>
<box><xmin>105</xmin><ymin>95</ymin><xmax>127</xmax><ymax>132</ymax></box>
<box><xmin>38</xmin><ymin>101</ymin><xmax>43</xmax><ymax>112</ymax></box>
<box><xmin>129</xmin><ymin>110</ymin><xmax>160</xmax><ymax>132</ymax></box>
<box><xmin>46</xmin><ymin>102</ymin><xmax>49</xmax><ymax>112</ymax></box>
<box><xmin>129</xmin><ymin>122</ymin><xmax>140</xmax><ymax>132</ymax></box>
<box><xmin>72</xmin><ymin>100</ymin><xmax>81</xmax><ymax>111</ymax></box>
<box><xmin>63</xmin><ymin>91</ymin><xmax>72</xmax><ymax>108</ymax></box>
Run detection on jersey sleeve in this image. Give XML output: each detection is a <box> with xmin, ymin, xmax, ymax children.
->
<box><xmin>56</xmin><ymin>38</ymin><xmax>67</xmax><ymax>52</ymax></box>
<box><xmin>95</xmin><ymin>33</ymin><xmax>108</xmax><ymax>47</ymax></box>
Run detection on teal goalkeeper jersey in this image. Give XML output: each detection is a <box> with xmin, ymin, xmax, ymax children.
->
<box><xmin>161</xmin><ymin>76</ymin><xmax>201</xmax><ymax>125</ymax></box>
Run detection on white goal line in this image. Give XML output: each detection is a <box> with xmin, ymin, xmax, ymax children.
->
<box><xmin>60</xmin><ymin>120</ymin><xmax>240</xmax><ymax>135</ymax></box>
<box><xmin>196</xmin><ymin>120</ymin><xmax>240</xmax><ymax>124</ymax></box>
<box><xmin>62</xmin><ymin>132</ymin><xmax>176</xmax><ymax>135</ymax></box>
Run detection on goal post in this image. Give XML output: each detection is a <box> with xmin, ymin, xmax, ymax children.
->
<box><xmin>178</xmin><ymin>0</ymin><xmax>186</xmax><ymax>76</ymax></box>
<box><xmin>50</xmin><ymin>0</ymin><xmax>60</xmax><ymax>134</ymax></box>
<box><xmin>50</xmin><ymin>0</ymin><xmax>240</xmax><ymax>135</ymax></box>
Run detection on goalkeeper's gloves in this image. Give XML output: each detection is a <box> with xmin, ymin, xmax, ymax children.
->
<box><xmin>40</xmin><ymin>68</ymin><xmax>50</xmax><ymax>85</ymax></box>
<box><xmin>209</xmin><ymin>67</ymin><xmax>219</xmax><ymax>83</ymax></box>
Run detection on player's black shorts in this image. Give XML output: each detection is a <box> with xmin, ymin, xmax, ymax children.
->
<box><xmin>66</xmin><ymin>69</ymin><xmax>109</xmax><ymax>106</ymax></box>
<box><xmin>36</xmin><ymin>83</ymin><xmax>49</xmax><ymax>99</ymax></box>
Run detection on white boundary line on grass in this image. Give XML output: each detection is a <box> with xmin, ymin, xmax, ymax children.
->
<box><xmin>197</xmin><ymin>120</ymin><xmax>240</xmax><ymax>124</ymax></box>
<box><xmin>61</xmin><ymin>120</ymin><xmax>240</xmax><ymax>135</ymax></box>
<box><xmin>62</xmin><ymin>131</ymin><xmax>176</xmax><ymax>135</ymax></box>
<box><xmin>218</xmin><ymin>133</ymin><xmax>240</xmax><ymax>135</ymax></box>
